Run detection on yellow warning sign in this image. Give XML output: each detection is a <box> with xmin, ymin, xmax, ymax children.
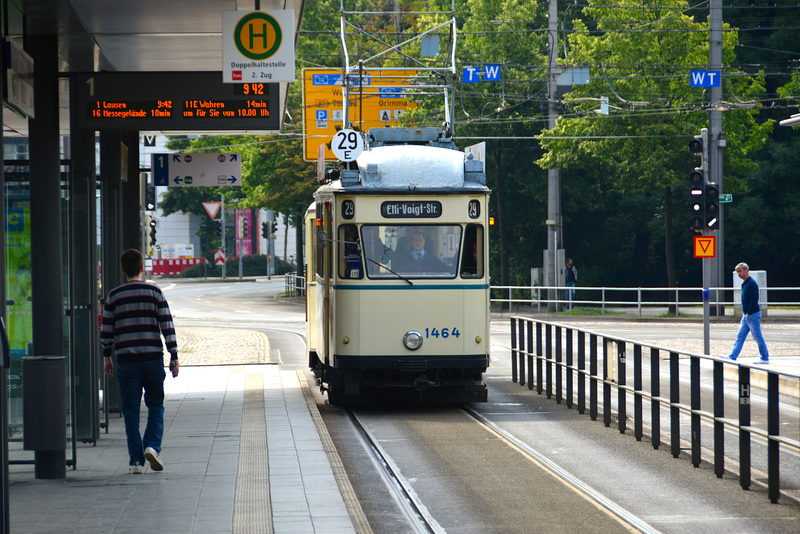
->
<box><xmin>302</xmin><ymin>68</ymin><xmax>418</xmax><ymax>161</ymax></box>
<box><xmin>693</xmin><ymin>236</ymin><xmax>716</xmax><ymax>258</ymax></box>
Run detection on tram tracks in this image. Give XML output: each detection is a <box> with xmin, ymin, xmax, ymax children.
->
<box><xmin>347</xmin><ymin>409</ymin><xmax>446</xmax><ymax>534</ymax></box>
<box><xmin>346</xmin><ymin>406</ymin><xmax>655</xmax><ymax>534</ymax></box>
<box><xmin>461</xmin><ymin>407</ymin><xmax>658</xmax><ymax>534</ymax></box>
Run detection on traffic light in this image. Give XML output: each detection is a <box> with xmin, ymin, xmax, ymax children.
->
<box><xmin>216</xmin><ymin>220</ymin><xmax>222</xmax><ymax>237</ymax></box>
<box><xmin>689</xmin><ymin>136</ymin><xmax>703</xmax><ymax>156</ymax></box>
<box><xmin>704</xmin><ymin>183</ymin><xmax>719</xmax><ymax>230</ymax></box>
<box><xmin>149</xmin><ymin>217</ymin><xmax>158</xmax><ymax>246</ymax></box>
<box><xmin>145</xmin><ymin>185</ymin><xmax>156</xmax><ymax>211</ymax></box>
<box><xmin>261</xmin><ymin>221</ymin><xmax>269</xmax><ymax>238</ymax></box>
<box><xmin>271</xmin><ymin>221</ymin><xmax>278</xmax><ymax>237</ymax></box>
<box><xmin>242</xmin><ymin>217</ymin><xmax>248</xmax><ymax>237</ymax></box>
<box><xmin>689</xmin><ymin>168</ymin><xmax>704</xmax><ymax>233</ymax></box>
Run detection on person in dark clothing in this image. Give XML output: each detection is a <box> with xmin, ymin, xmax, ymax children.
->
<box><xmin>564</xmin><ymin>258</ymin><xmax>577</xmax><ymax>310</ymax></box>
<box><xmin>724</xmin><ymin>262</ymin><xmax>769</xmax><ymax>364</ymax></box>
<box><xmin>392</xmin><ymin>230</ymin><xmax>448</xmax><ymax>273</ymax></box>
<box><xmin>101</xmin><ymin>249</ymin><xmax>179</xmax><ymax>474</ymax></box>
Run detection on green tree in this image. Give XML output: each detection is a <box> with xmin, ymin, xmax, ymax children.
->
<box><xmin>537</xmin><ymin>0</ymin><xmax>772</xmax><ymax>288</ymax></box>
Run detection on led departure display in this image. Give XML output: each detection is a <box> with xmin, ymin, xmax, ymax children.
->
<box><xmin>75</xmin><ymin>72</ymin><xmax>279</xmax><ymax>130</ymax></box>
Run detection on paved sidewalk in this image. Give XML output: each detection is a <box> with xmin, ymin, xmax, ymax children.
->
<box><xmin>8</xmin><ymin>365</ymin><xmax>357</xmax><ymax>533</ymax></box>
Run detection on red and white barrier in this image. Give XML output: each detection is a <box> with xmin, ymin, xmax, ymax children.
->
<box><xmin>150</xmin><ymin>258</ymin><xmax>206</xmax><ymax>276</ymax></box>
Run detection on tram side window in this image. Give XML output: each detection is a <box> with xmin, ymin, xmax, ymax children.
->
<box><xmin>338</xmin><ymin>224</ymin><xmax>363</xmax><ymax>279</ymax></box>
<box><xmin>460</xmin><ymin>224</ymin><xmax>484</xmax><ymax>279</ymax></box>
<box><xmin>315</xmin><ymin>203</ymin><xmax>325</xmax><ymax>277</ymax></box>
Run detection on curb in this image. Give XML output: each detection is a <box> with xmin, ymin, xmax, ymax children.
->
<box><xmin>722</xmin><ymin>361</ymin><xmax>800</xmax><ymax>399</ymax></box>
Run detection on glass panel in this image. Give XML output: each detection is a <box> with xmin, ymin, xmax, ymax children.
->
<box><xmin>4</xmin><ymin>168</ymin><xmax>32</xmax><ymax>453</ymax></box>
<box><xmin>315</xmin><ymin>203</ymin><xmax>324</xmax><ymax>277</ymax></box>
<box><xmin>4</xmin><ymin>161</ymin><xmax>75</xmax><ymax>464</ymax></box>
<box><xmin>338</xmin><ymin>224</ymin><xmax>363</xmax><ymax>279</ymax></box>
<box><xmin>362</xmin><ymin>224</ymin><xmax>462</xmax><ymax>279</ymax></box>
<box><xmin>61</xmin><ymin>171</ymin><xmax>74</xmax><ymax>462</ymax></box>
<box><xmin>460</xmin><ymin>224</ymin><xmax>484</xmax><ymax>279</ymax></box>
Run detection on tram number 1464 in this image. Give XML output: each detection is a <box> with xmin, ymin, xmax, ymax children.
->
<box><xmin>425</xmin><ymin>327</ymin><xmax>460</xmax><ymax>339</ymax></box>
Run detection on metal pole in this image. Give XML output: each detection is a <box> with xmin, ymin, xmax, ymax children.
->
<box><xmin>140</xmin><ymin>175</ymin><xmax>147</xmax><ymax>268</ymax></box>
<box><xmin>221</xmin><ymin>195</ymin><xmax>227</xmax><ymax>279</ymax></box>
<box><xmin>709</xmin><ymin>0</ymin><xmax>724</xmax><ymax>315</ymax></box>
<box><xmin>267</xmin><ymin>210</ymin><xmax>274</xmax><ymax>280</ymax></box>
<box><xmin>238</xmin><ymin>211</ymin><xmax>243</xmax><ymax>279</ymax></box>
<box><xmin>546</xmin><ymin>0</ymin><xmax>562</xmax><ymax>312</ymax></box>
<box><xmin>703</xmin><ymin>256</ymin><xmax>710</xmax><ymax>355</ymax></box>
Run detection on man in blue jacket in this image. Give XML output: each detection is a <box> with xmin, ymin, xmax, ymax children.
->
<box><xmin>725</xmin><ymin>262</ymin><xmax>769</xmax><ymax>364</ymax></box>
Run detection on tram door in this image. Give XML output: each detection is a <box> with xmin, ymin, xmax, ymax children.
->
<box><xmin>315</xmin><ymin>201</ymin><xmax>333</xmax><ymax>367</ymax></box>
<box><xmin>304</xmin><ymin>205</ymin><xmax>317</xmax><ymax>364</ymax></box>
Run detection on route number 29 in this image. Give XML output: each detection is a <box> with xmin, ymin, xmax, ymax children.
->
<box><xmin>331</xmin><ymin>128</ymin><xmax>364</xmax><ymax>162</ymax></box>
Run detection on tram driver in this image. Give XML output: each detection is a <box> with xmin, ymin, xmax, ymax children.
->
<box><xmin>392</xmin><ymin>230</ymin><xmax>448</xmax><ymax>274</ymax></box>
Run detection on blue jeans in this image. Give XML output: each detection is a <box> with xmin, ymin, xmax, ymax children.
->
<box><xmin>564</xmin><ymin>282</ymin><xmax>576</xmax><ymax>309</ymax></box>
<box><xmin>117</xmin><ymin>359</ymin><xmax>166</xmax><ymax>465</ymax></box>
<box><xmin>728</xmin><ymin>311</ymin><xmax>769</xmax><ymax>360</ymax></box>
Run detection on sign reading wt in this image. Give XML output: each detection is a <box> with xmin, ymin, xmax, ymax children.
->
<box><xmin>223</xmin><ymin>10</ymin><xmax>295</xmax><ymax>83</ymax></box>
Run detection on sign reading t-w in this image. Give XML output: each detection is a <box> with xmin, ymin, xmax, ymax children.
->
<box><xmin>690</xmin><ymin>70</ymin><xmax>721</xmax><ymax>88</ymax></box>
<box><xmin>463</xmin><ymin>64</ymin><xmax>502</xmax><ymax>83</ymax></box>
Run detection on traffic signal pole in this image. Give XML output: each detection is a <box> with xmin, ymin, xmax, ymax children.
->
<box><xmin>690</xmin><ymin>130</ymin><xmax>713</xmax><ymax>354</ymax></box>
<box><xmin>221</xmin><ymin>195</ymin><xmax>227</xmax><ymax>279</ymax></box>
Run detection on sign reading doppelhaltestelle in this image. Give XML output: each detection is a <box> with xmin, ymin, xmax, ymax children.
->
<box><xmin>222</xmin><ymin>10</ymin><xmax>295</xmax><ymax>83</ymax></box>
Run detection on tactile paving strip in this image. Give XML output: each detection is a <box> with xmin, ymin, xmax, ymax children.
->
<box><xmin>232</xmin><ymin>371</ymin><xmax>273</xmax><ymax>533</ymax></box>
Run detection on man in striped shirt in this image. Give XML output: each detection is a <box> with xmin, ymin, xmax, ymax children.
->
<box><xmin>101</xmin><ymin>249</ymin><xmax>179</xmax><ymax>474</ymax></box>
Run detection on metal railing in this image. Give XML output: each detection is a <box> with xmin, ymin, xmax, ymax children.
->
<box><xmin>285</xmin><ymin>272</ymin><xmax>306</xmax><ymax>297</ymax></box>
<box><xmin>492</xmin><ymin>285</ymin><xmax>800</xmax><ymax>316</ymax></box>
<box><xmin>509</xmin><ymin>316</ymin><xmax>800</xmax><ymax>503</ymax></box>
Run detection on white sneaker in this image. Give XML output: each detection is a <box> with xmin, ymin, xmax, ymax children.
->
<box><xmin>753</xmin><ymin>358</ymin><xmax>769</xmax><ymax>365</ymax></box>
<box><xmin>128</xmin><ymin>464</ymin><xmax>144</xmax><ymax>475</ymax></box>
<box><xmin>722</xmin><ymin>355</ymin><xmax>737</xmax><ymax>362</ymax></box>
<box><xmin>144</xmin><ymin>447</ymin><xmax>164</xmax><ymax>471</ymax></box>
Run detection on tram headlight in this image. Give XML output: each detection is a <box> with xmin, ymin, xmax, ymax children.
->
<box><xmin>403</xmin><ymin>330</ymin><xmax>423</xmax><ymax>351</ymax></box>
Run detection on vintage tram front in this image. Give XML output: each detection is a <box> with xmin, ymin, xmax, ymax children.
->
<box><xmin>306</xmin><ymin>128</ymin><xmax>490</xmax><ymax>404</ymax></box>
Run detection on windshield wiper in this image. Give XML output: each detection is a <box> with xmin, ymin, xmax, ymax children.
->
<box><xmin>364</xmin><ymin>257</ymin><xmax>413</xmax><ymax>285</ymax></box>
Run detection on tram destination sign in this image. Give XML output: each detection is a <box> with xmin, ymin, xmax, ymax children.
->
<box><xmin>381</xmin><ymin>201</ymin><xmax>442</xmax><ymax>218</ymax></box>
<box><xmin>75</xmin><ymin>72</ymin><xmax>279</xmax><ymax>131</ymax></box>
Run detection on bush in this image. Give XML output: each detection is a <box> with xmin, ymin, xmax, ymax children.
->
<box><xmin>178</xmin><ymin>255</ymin><xmax>296</xmax><ymax>278</ymax></box>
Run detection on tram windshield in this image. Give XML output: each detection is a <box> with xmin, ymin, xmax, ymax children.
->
<box><xmin>361</xmin><ymin>225</ymin><xmax>462</xmax><ymax>279</ymax></box>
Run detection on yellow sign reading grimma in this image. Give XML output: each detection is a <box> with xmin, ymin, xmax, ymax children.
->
<box><xmin>302</xmin><ymin>68</ymin><xmax>418</xmax><ymax>161</ymax></box>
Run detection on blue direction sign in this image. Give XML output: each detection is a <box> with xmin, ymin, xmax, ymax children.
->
<box><xmin>152</xmin><ymin>153</ymin><xmax>241</xmax><ymax>187</ymax></box>
<box><xmin>690</xmin><ymin>70</ymin><xmax>721</xmax><ymax>88</ymax></box>
<box><xmin>463</xmin><ymin>64</ymin><xmax>503</xmax><ymax>83</ymax></box>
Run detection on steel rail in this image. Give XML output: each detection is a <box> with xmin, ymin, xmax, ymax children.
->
<box><xmin>347</xmin><ymin>409</ymin><xmax>446</xmax><ymax>534</ymax></box>
<box><xmin>463</xmin><ymin>406</ymin><xmax>661</xmax><ymax>534</ymax></box>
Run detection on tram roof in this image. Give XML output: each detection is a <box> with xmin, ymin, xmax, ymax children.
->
<box><xmin>322</xmin><ymin>144</ymin><xmax>488</xmax><ymax>193</ymax></box>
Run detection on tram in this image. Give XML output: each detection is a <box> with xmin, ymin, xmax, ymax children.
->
<box><xmin>305</xmin><ymin>127</ymin><xmax>490</xmax><ymax>404</ymax></box>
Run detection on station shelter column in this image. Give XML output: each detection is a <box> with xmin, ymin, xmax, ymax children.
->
<box><xmin>68</xmin><ymin>72</ymin><xmax>100</xmax><ymax>443</ymax></box>
<box><xmin>28</xmin><ymin>34</ymin><xmax>67</xmax><ymax>479</ymax></box>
